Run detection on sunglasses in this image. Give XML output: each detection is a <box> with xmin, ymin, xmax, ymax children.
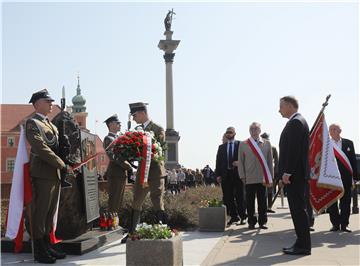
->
<box><xmin>226</xmin><ymin>131</ymin><xmax>234</xmax><ymax>134</ymax></box>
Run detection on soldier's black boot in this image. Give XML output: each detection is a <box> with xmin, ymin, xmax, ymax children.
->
<box><xmin>156</xmin><ymin>210</ymin><xmax>168</xmax><ymax>224</ymax></box>
<box><xmin>34</xmin><ymin>238</ymin><xmax>56</xmax><ymax>264</ymax></box>
<box><xmin>121</xmin><ymin>209</ymin><xmax>141</xmax><ymax>243</ymax></box>
<box><xmin>43</xmin><ymin>235</ymin><xmax>66</xmax><ymax>259</ymax></box>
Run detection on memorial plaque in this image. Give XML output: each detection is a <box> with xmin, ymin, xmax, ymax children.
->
<box><xmin>80</xmin><ymin>131</ymin><xmax>99</xmax><ymax>223</ymax></box>
<box><xmin>167</xmin><ymin>143</ymin><xmax>176</xmax><ymax>161</ymax></box>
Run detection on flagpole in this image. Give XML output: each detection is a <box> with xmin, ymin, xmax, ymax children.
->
<box><xmin>310</xmin><ymin>94</ymin><xmax>331</xmax><ymax>134</ymax></box>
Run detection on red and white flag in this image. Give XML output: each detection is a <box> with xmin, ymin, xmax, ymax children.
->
<box><xmin>5</xmin><ymin>125</ymin><xmax>32</xmax><ymax>252</ymax></box>
<box><xmin>309</xmin><ymin>113</ymin><xmax>343</xmax><ymax>213</ymax></box>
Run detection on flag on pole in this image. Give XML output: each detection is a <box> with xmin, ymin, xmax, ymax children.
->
<box><xmin>5</xmin><ymin>125</ymin><xmax>32</xmax><ymax>252</ymax></box>
<box><xmin>309</xmin><ymin>113</ymin><xmax>343</xmax><ymax>213</ymax></box>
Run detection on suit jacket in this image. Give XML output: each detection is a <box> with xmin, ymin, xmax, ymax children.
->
<box><xmin>215</xmin><ymin>140</ymin><xmax>240</xmax><ymax>178</ymax></box>
<box><xmin>279</xmin><ymin>113</ymin><xmax>310</xmax><ymax>180</ymax></box>
<box><xmin>238</xmin><ymin>138</ymin><xmax>274</xmax><ymax>185</ymax></box>
<box><xmin>336</xmin><ymin>138</ymin><xmax>358</xmax><ymax>184</ymax></box>
<box><xmin>142</xmin><ymin>121</ymin><xmax>167</xmax><ymax>178</ymax></box>
<box><xmin>25</xmin><ymin>114</ymin><xmax>65</xmax><ymax>180</ymax></box>
<box><xmin>103</xmin><ymin>132</ymin><xmax>131</xmax><ymax>179</ymax></box>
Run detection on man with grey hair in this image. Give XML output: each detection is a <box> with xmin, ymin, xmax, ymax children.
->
<box><xmin>328</xmin><ymin>123</ymin><xmax>357</xmax><ymax>232</ymax></box>
<box><xmin>238</xmin><ymin>122</ymin><xmax>273</xmax><ymax>229</ymax></box>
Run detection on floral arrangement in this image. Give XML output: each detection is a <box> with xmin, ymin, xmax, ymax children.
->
<box><xmin>199</xmin><ymin>198</ymin><xmax>223</xmax><ymax>208</ymax></box>
<box><xmin>130</xmin><ymin>223</ymin><xmax>179</xmax><ymax>240</ymax></box>
<box><xmin>112</xmin><ymin>130</ymin><xmax>164</xmax><ymax>163</ymax></box>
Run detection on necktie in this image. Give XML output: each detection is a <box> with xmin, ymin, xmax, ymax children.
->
<box><xmin>228</xmin><ymin>142</ymin><xmax>233</xmax><ymax>169</ymax></box>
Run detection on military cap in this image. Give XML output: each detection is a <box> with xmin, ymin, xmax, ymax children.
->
<box><xmin>29</xmin><ymin>89</ymin><xmax>54</xmax><ymax>104</ymax></box>
<box><xmin>129</xmin><ymin>102</ymin><xmax>148</xmax><ymax>115</ymax></box>
<box><xmin>104</xmin><ymin>114</ymin><xmax>121</xmax><ymax>125</ymax></box>
<box><xmin>261</xmin><ymin>132</ymin><xmax>270</xmax><ymax>140</ymax></box>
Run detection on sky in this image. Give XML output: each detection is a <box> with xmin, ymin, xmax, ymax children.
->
<box><xmin>1</xmin><ymin>1</ymin><xmax>359</xmax><ymax>170</ymax></box>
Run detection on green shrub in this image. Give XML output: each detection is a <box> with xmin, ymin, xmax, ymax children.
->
<box><xmin>99</xmin><ymin>185</ymin><xmax>223</xmax><ymax>230</ymax></box>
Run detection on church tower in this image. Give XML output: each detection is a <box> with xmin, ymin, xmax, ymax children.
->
<box><xmin>71</xmin><ymin>75</ymin><xmax>88</xmax><ymax>130</ymax></box>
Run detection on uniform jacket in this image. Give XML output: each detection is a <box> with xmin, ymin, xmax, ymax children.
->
<box><xmin>103</xmin><ymin>132</ymin><xmax>131</xmax><ymax>179</ymax></box>
<box><xmin>143</xmin><ymin>121</ymin><xmax>167</xmax><ymax>178</ymax></box>
<box><xmin>279</xmin><ymin>113</ymin><xmax>310</xmax><ymax>181</ymax></box>
<box><xmin>215</xmin><ymin>140</ymin><xmax>240</xmax><ymax>178</ymax></box>
<box><xmin>25</xmin><ymin>114</ymin><xmax>65</xmax><ymax>180</ymax></box>
<box><xmin>336</xmin><ymin>138</ymin><xmax>358</xmax><ymax>184</ymax></box>
<box><xmin>238</xmin><ymin>138</ymin><xmax>274</xmax><ymax>184</ymax></box>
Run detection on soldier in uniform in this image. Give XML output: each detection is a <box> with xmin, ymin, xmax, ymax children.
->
<box><xmin>26</xmin><ymin>89</ymin><xmax>69</xmax><ymax>263</ymax></box>
<box><xmin>127</xmin><ymin>102</ymin><xmax>167</xmax><ymax>235</ymax></box>
<box><xmin>103</xmin><ymin>114</ymin><xmax>131</xmax><ymax>215</ymax></box>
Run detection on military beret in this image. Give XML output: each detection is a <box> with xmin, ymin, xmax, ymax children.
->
<box><xmin>261</xmin><ymin>132</ymin><xmax>270</xmax><ymax>140</ymax></box>
<box><xmin>129</xmin><ymin>102</ymin><xmax>148</xmax><ymax>115</ymax></box>
<box><xmin>29</xmin><ymin>89</ymin><xmax>55</xmax><ymax>104</ymax></box>
<box><xmin>104</xmin><ymin>114</ymin><xmax>120</xmax><ymax>125</ymax></box>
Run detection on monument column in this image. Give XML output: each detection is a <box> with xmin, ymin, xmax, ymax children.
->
<box><xmin>158</xmin><ymin>10</ymin><xmax>181</xmax><ymax>170</ymax></box>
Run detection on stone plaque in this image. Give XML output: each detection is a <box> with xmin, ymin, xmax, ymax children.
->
<box><xmin>167</xmin><ymin>143</ymin><xmax>176</xmax><ymax>161</ymax></box>
<box><xmin>81</xmin><ymin>130</ymin><xmax>99</xmax><ymax>223</ymax></box>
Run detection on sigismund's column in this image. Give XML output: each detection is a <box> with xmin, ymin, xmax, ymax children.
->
<box><xmin>158</xmin><ymin>9</ymin><xmax>181</xmax><ymax>170</ymax></box>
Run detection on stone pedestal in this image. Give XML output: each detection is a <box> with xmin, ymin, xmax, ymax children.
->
<box><xmin>165</xmin><ymin>129</ymin><xmax>180</xmax><ymax>170</ymax></box>
<box><xmin>126</xmin><ymin>235</ymin><xmax>183</xmax><ymax>266</ymax></box>
<box><xmin>198</xmin><ymin>206</ymin><xmax>227</xmax><ymax>232</ymax></box>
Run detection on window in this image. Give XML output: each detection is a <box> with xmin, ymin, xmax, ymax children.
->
<box><xmin>7</xmin><ymin>137</ymin><xmax>15</xmax><ymax>147</ymax></box>
<box><xmin>6</xmin><ymin>158</ymin><xmax>15</xmax><ymax>172</ymax></box>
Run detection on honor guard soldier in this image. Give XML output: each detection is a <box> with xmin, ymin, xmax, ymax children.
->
<box><xmin>26</xmin><ymin>89</ymin><xmax>69</xmax><ymax>263</ymax></box>
<box><xmin>103</xmin><ymin>114</ymin><xmax>131</xmax><ymax>216</ymax></box>
<box><xmin>124</xmin><ymin>102</ymin><xmax>167</xmax><ymax>241</ymax></box>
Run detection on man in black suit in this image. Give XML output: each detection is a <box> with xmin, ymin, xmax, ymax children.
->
<box><xmin>215</xmin><ymin>127</ymin><xmax>247</xmax><ymax>226</ymax></box>
<box><xmin>328</xmin><ymin>123</ymin><xmax>358</xmax><ymax>232</ymax></box>
<box><xmin>278</xmin><ymin>96</ymin><xmax>311</xmax><ymax>255</ymax></box>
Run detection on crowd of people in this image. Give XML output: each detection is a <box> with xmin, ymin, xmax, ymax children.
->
<box><xmin>165</xmin><ymin>165</ymin><xmax>218</xmax><ymax>194</ymax></box>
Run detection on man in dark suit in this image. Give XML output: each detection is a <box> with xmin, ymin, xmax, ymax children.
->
<box><xmin>278</xmin><ymin>96</ymin><xmax>311</xmax><ymax>255</ymax></box>
<box><xmin>328</xmin><ymin>123</ymin><xmax>358</xmax><ymax>232</ymax></box>
<box><xmin>215</xmin><ymin>127</ymin><xmax>246</xmax><ymax>226</ymax></box>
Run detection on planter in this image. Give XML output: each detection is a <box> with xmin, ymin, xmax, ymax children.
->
<box><xmin>198</xmin><ymin>206</ymin><xmax>226</xmax><ymax>232</ymax></box>
<box><xmin>126</xmin><ymin>235</ymin><xmax>183</xmax><ymax>266</ymax></box>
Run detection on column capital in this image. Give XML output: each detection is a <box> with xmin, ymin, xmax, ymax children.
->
<box><xmin>164</xmin><ymin>53</ymin><xmax>175</xmax><ymax>63</ymax></box>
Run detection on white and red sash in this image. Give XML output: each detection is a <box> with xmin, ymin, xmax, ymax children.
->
<box><xmin>139</xmin><ymin>132</ymin><xmax>152</xmax><ymax>186</ymax></box>
<box><xmin>246</xmin><ymin>138</ymin><xmax>273</xmax><ymax>186</ymax></box>
<box><xmin>333</xmin><ymin>143</ymin><xmax>353</xmax><ymax>177</ymax></box>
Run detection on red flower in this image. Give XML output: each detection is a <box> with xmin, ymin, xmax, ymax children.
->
<box><xmin>135</xmin><ymin>142</ymin><xmax>141</xmax><ymax>147</ymax></box>
<box><xmin>136</xmin><ymin>151</ymin><xmax>141</xmax><ymax>157</ymax></box>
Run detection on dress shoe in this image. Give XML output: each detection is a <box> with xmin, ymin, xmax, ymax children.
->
<box><xmin>267</xmin><ymin>209</ymin><xmax>275</xmax><ymax>213</ymax></box>
<box><xmin>309</xmin><ymin>227</ymin><xmax>315</xmax><ymax>232</ymax></box>
<box><xmin>283</xmin><ymin>247</ymin><xmax>311</xmax><ymax>255</ymax></box>
<box><xmin>282</xmin><ymin>244</ymin><xmax>295</xmax><ymax>252</ymax></box>
<box><xmin>248</xmin><ymin>224</ymin><xmax>255</xmax><ymax>230</ymax></box>
<box><xmin>340</xmin><ymin>226</ymin><xmax>352</xmax><ymax>233</ymax></box>
<box><xmin>227</xmin><ymin>217</ymin><xmax>240</xmax><ymax>226</ymax></box>
<box><xmin>259</xmin><ymin>225</ymin><xmax>268</xmax><ymax>229</ymax></box>
<box><xmin>330</xmin><ymin>226</ymin><xmax>340</xmax><ymax>232</ymax></box>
